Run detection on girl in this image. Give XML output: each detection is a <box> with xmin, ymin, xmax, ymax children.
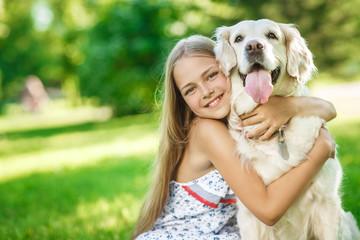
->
<box><xmin>132</xmin><ymin>35</ymin><xmax>336</xmax><ymax>239</ymax></box>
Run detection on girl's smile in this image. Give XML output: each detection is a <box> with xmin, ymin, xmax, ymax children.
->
<box><xmin>205</xmin><ymin>94</ymin><xmax>223</xmax><ymax>108</ymax></box>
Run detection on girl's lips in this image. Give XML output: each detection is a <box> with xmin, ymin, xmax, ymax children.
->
<box><xmin>206</xmin><ymin>94</ymin><xmax>223</xmax><ymax>108</ymax></box>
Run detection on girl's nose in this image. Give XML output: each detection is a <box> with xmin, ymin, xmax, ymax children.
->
<box><xmin>201</xmin><ymin>84</ymin><xmax>214</xmax><ymax>98</ymax></box>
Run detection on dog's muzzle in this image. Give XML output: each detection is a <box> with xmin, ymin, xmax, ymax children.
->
<box><xmin>242</xmin><ymin>40</ymin><xmax>281</xmax><ymax>86</ymax></box>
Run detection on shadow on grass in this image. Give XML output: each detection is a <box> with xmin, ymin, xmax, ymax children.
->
<box><xmin>0</xmin><ymin>113</ymin><xmax>158</xmax><ymax>159</ymax></box>
<box><xmin>0</xmin><ymin>154</ymin><xmax>153</xmax><ymax>240</ymax></box>
<box><xmin>3</xmin><ymin>114</ymin><xmax>158</xmax><ymax>140</ymax></box>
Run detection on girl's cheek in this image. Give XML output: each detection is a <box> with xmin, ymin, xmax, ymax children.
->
<box><xmin>226</xmin><ymin>81</ymin><xmax>231</xmax><ymax>91</ymax></box>
<box><xmin>224</xmin><ymin>95</ymin><xmax>231</xmax><ymax>106</ymax></box>
<box><xmin>186</xmin><ymin>98</ymin><xmax>198</xmax><ymax>111</ymax></box>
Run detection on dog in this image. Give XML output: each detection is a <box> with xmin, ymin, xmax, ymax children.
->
<box><xmin>214</xmin><ymin>19</ymin><xmax>360</xmax><ymax>240</ymax></box>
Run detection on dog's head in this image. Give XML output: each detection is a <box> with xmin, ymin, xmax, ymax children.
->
<box><xmin>214</xmin><ymin>19</ymin><xmax>316</xmax><ymax>104</ymax></box>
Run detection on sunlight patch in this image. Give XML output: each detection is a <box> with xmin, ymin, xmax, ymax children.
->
<box><xmin>0</xmin><ymin>103</ymin><xmax>112</xmax><ymax>133</ymax></box>
<box><xmin>60</xmin><ymin>194</ymin><xmax>141</xmax><ymax>232</ymax></box>
<box><xmin>0</xmin><ymin>133</ymin><xmax>158</xmax><ymax>183</ymax></box>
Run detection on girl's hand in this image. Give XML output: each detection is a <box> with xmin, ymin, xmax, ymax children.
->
<box><xmin>238</xmin><ymin>96</ymin><xmax>336</xmax><ymax>141</ymax></box>
<box><xmin>239</xmin><ymin>96</ymin><xmax>297</xmax><ymax>140</ymax></box>
<box><xmin>314</xmin><ymin>127</ymin><xmax>336</xmax><ymax>160</ymax></box>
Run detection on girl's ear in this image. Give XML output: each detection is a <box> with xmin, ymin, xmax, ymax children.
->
<box><xmin>214</xmin><ymin>26</ymin><xmax>237</xmax><ymax>77</ymax></box>
<box><xmin>279</xmin><ymin>23</ymin><xmax>317</xmax><ymax>84</ymax></box>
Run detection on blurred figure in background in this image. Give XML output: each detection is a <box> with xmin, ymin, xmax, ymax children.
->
<box><xmin>21</xmin><ymin>75</ymin><xmax>50</xmax><ymax>113</ymax></box>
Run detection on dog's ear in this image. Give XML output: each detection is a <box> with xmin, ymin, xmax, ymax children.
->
<box><xmin>214</xmin><ymin>26</ymin><xmax>237</xmax><ymax>77</ymax></box>
<box><xmin>279</xmin><ymin>23</ymin><xmax>317</xmax><ymax>84</ymax></box>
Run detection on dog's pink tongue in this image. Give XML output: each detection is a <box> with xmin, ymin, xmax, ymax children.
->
<box><xmin>245</xmin><ymin>69</ymin><xmax>273</xmax><ymax>104</ymax></box>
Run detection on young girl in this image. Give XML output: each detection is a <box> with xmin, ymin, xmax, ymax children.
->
<box><xmin>132</xmin><ymin>35</ymin><xmax>336</xmax><ymax>240</ymax></box>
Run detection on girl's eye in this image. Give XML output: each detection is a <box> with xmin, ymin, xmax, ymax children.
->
<box><xmin>208</xmin><ymin>71</ymin><xmax>218</xmax><ymax>80</ymax></box>
<box><xmin>184</xmin><ymin>87</ymin><xmax>195</xmax><ymax>96</ymax></box>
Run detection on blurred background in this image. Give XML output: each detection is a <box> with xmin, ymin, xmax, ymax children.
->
<box><xmin>0</xmin><ymin>0</ymin><xmax>359</xmax><ymax>239</ymax></box>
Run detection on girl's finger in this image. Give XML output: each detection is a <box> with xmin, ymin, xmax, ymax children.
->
<box><xmin>246</xmin><ymin>122</ymin><xmax>268</xmax><ymax>138</ymax></box>
<box><xmin>242</xmin><ymin>114</ymin><xmax>263</xmax><ymax>126</ymax></box>
<box><xmin>237</xmin><ymin>118</ymin><xmax>244</xmax><ymax>127</ymax></box>
<box><xmin>259</xmin><ymin>125</ymin><xmax>278</xmax><ymax>141</ymax></box>
<box><xmin>239</xmin><ymin>111</ymin><xmax>258</xmax><ymax>120</ymax></box>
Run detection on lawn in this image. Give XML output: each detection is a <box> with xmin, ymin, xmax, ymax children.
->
<box><xmin>0</xmin><ymin>103</ymin><xmax>359</xmax><ymax>239</ymax></box>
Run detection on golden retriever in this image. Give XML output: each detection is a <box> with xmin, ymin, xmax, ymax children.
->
<box><xmin>215</xmin><ymin>19</ymin><xmax>360</xmax><ymax>240</ymax></box>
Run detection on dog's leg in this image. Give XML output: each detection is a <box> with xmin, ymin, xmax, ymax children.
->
<box><xmin>337</xmin><ymin>210</ymin><xmax>360</xmax><ymax>240</ymax></box>
<box><xmin>312</xmin><ymin>198</ymin><xmax>341</xmax><ymax>240</ymax></box>
<box><xmin>308</xmin><ymin>170</ymin><xmax>342</xmax><ymax>240</ymax></box>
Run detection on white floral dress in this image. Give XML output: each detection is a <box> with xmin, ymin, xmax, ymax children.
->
<box><xmin>135</xmin><ymin>169</ymin><xmax>240</xmax><ymax>240</ymax></box>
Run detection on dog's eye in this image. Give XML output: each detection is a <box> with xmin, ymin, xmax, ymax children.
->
<box><xmin>267</xmin><ymin>32</ymin><xmax>278</xmax><ymax>40</ymax></box>
<box><xmin>234</xmin><ymin>35</ymin><xmax>244</xmax><ymax>43</ymax></box>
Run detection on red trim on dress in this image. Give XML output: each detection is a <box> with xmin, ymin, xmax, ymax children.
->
<box><xmin>182</xmin><ymin>186</ymin><xmax>218</xmax><ymax>208</ymax></box>
<box><xmin>220</xmin><ymin>198</ymin><xmax>237</xmax><ymax>204</ymax></box>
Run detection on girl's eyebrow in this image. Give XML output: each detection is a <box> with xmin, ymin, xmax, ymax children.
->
<box><xmin>180</xmin><ymin>83</ymin><xmax>192</xmax><ymax>93</ymax></box>
<box><xmin>180</xmin><ymin>65</ymin><xmax>218</xmax><ymax>92</ymax></box>
<box><xmin>201</xmin><ymin>65</ymin><xmax>217</xmax><ymax>79</ymax></box>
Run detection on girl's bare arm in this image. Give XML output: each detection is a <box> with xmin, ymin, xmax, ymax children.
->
<box><xmin>196</xmin><ymin>118</ymin><xmax>335</xmax><ymax>226</ymax></box>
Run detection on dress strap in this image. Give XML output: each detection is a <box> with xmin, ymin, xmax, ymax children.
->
<box><xmin>195</xmin><ymin>169</ymin><xmax>230</xmax><ymax>196</ymax></box>
<box><xmin>182</xmin><ymin>169</ymin><xmax>236</xmax><ymax>208</ymax></box>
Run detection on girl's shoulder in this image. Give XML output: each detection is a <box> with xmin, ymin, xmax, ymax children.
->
<box><xmin>192</xmin><ymin>117</ymin><xmax>228</xmax><ymax>135</ymax></box>
<box><xmin>191</xmin><ymin>117</ymin><xmax>236</xmax><ymax>160</ymax></box>
<box><xmin>192</xmin><ymin>117</ymin><xmax>231</xmax><ymax>143</ymax></box>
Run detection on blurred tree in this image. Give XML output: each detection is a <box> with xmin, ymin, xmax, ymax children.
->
<box><xmin>0</xmin><ymin>0</ymin><xmax>44</xmax><ymax>103</ymax></box>
<box><xmin>0</xmin><ymin>0</ymin><xmax>359</xmax><ymax>115</ymax></box>
<box><xmin>77</xmin><ymin>0</ymin><xmax>183</xmax><ymax>115</ymax></box>
<box><xmin>0</xmin><ymin>0</ymin><xmax>79</xmax><ymax>107</ymax></box>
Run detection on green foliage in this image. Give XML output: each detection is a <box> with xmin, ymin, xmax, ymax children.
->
<box><xmin>0</xmin><ymin>0</ymin><xmax>58</xmax><ymax>101</ymax></box>
<box><xmin>77</xmin><ymin>0</ymin><xmax>179</xmax><ymax>115</ymax></box>
<box><xmin>0</xmin><ymin>0</ymin><xmax>359</xmax><ymax>115</ymax></box>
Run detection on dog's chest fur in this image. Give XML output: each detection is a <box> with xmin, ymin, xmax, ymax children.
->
<box><xmin>228</xmin><ymin>73</ymin><xmax>324</xmax><ymax>185</ymax></box>
<box><xmin>229</xmin><ymin>81</ymin><xmax>323</xmax><ymax>185</ymax></box>
<box><xmin>231</xmin><ymin>115</ymin><xmax>323</xmax><ymax>185</ymax></box>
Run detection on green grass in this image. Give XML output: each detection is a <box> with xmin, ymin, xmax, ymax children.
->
<box><xmin>0</xmin><ymin>106</ymin><xmax>159</xmax><ymax>240</ymax></box>
<box><xmin>0</xmin><ymin>105</ymin><xmax>359</xmax><ymax>239</ymax></box>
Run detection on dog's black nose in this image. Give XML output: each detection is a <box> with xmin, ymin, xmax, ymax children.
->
<box><xmin>246</xmin><ymin>40</ymin><xmax>264</xmax><ymax>54</ymax></box>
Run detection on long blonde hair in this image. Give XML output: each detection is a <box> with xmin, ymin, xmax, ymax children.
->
<box><xmin>131</xmin><ymin>35</ymin><xmax>216</xmax><ymax>239</ymax></box>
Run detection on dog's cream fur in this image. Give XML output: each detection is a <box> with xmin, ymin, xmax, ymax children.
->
<box><xmin>215</xmin><ymin>19</ymin><xmax>360</xmax><ymax>240</ymax></box>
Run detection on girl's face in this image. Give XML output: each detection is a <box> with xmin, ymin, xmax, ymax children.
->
<box><xmin>173</xmin><ymin>55</ymin><xmax>231</xmax><ymax>120</ymax></box>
